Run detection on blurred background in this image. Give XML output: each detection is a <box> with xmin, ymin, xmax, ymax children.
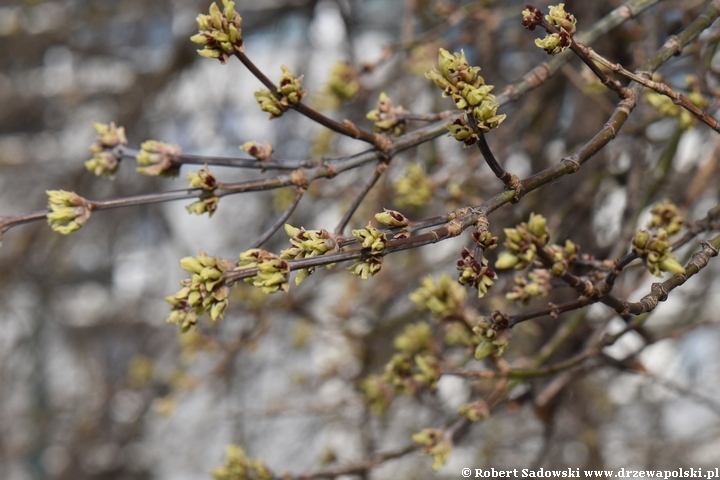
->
<box><xmin>2</xmin><ymin>0</ymin><xmax>720</xmax><ymax>478</ymax></box>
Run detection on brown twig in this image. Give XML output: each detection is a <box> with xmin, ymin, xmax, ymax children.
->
<box><xmin>334</xmin><ymin>162</ymin><xmax>388</xmax><ymax>235</ymax></box>
<box><xmin>233</xmin><ymin>50</ymin><xmax>386</xmax><ymax>149</ymax></box>
<box><xmin>251</xmin><ymin>187</ymin><xmax>305</xmax><ymax>248</ymax></box>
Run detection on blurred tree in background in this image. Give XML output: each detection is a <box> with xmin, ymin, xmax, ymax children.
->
<box><xmin>2</xmin><ymin>0</ymin><xmax>720</xmax><ymax>479</ymax></box>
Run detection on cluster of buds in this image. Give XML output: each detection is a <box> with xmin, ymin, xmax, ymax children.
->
<box><xmin>166</xmin><ymin>251</ymin><xmax>233</xmax><ymax>332</ymax></box>
<box><xmin>394</xmin><ymin>163</ymin><xmax>433</xmax><ymax>207</ymax></box>
<box><xmin>375</xmin><ymin>208</ymin><xmax>409</xmax><ymax>228</ymax></box>
<box><xmin>546</xmin><ymin>239</ymin><xmax>580</xmax><ymax>276</ymax></box>
<box><xmin>236</xmin><ymin>249</ymin><xmax>290</xmax><ymax>293</ymax></box>
<box><xmin>46</xmin><ymin>190</ymin><xmax>91</xmax><ymax>235</ymax></box>
<box><xmin>85</xmin><ymin>122</ymin><xmax>127</xmax><ymax>177</ymax></box>
<box><xmin>648</xmin><ymin>199</ymin><xmax>684</xmax><ymax>235</ymax></box>
<box><xmin>523</xmin><ymin>4</ymin><xmax>577</xmax><ymax>55</ymax></box>
<box><xmin>241</xmin><ymin>141</ymin><xmax>273</xmax><ymax>162</ymax></box>
<box><xmin>382</xmin><ymin>352</ymin><xmax>441</xmax><ymax>394</ymax></box>
<box><xmin>280</xmin><ymin>224</ymin><xmax>336</xmax><ymax>284</ymax></box>
<box><xmin>185</xmin><ymin>166</ymin><xmax>219</xmax><ymax>217</ymax></box>
<box><xmin>136</xmin><ymin>140</ymin><xmax>182</xmax><ymax>177</ymax></box>
<box><xmin>360</xmin><ymin>375</ymin><xmax>394</xmax><ymax>414</ymax></box>
<box><xmin>645</xmin><ymin>75</ymin><xmax>708</xmax><ymax>130</ymax></box>
<box><xmin>506</xmin><ymin>269</ymin><xmax>552</xmax><ymax>304</ymax></box>
<box><xmin>494</xmin><ymin>213</ymin><xmax>549</xmax><ymax>270</ymax></box>
<box><xmin>254</xmin><ymin>66</ymin><xmax>307</xmax><ymax>119</ymax></box>
<box><xmin>412</xmin><ymin>353</ymin><xmax>441</xmax><ymax>389</ymax></box>
<box><xmin>393</xmin><ymin>322</ymin><xmax>433</xmax><ymax>355</ymax></box>
<box><xmin>346</xmin><ymin>224</ymin><xmax>386</xmax><ymax>280</ymax></box>
<box><xmin>326</xmin><ymin>61</ymin><xmax>361</xmax><ymax>101</ymax></box>
<box><xmin>187</xmin><ymin>165</ymin><xmax>217</xmax><ymax>191</ymax></box>
<box><xmin>375</xmin><ymin>208</ymin><xmax>411</xmax><ymax>239</ymax></box>
<box><xmin>190</xmin><ymin>0</ymin><xmax>243</xmax><ymax>63</ymax></box>
<box><xmin>631</xmin><ymin>229</ymin><xmax>685</xmax><ymax>277</ymax></box>
<box><xmin>445</xmin><ymin>117</ymin><xmax>478</xmax><ymax>147</ymax></box>
<box><xmin>444</xmin><ymin>322</ymin><xmax>477</xmax><ymax>347</ymax></box>
<box><xmin>425</xmin><ymin>48</ymin><xmax>506</xmax><ymax>142</ymax></box>
<box><xmin>409</xmin><ymin>273</ymin><xmax>467</xmax><ymax>319</ymax></box>
<box><xmin>366</xmin><ymin>92</ymin><xmax>407</xmax><ymax>136</ymax></box>
<box><xmin>456</xmin><ymin>248</ymin><xmax>497</xmax><ymax>298</ymax></box>
<box><xmin>472</xmin><ymin>228</ymin><xmax>499</xmax><ymax>250</ymax></box>
<box><xmin>458</xmin><ymin>400</ymin><xmax>491</xmax><ymax>422</ymax></box>
<box><xmin>211</xmin><ymin>444</ymin><xmax>271</xmax><ymax>480</ymax></box>
<box><xmin>411</xmin><ymin>429</ymin><xmax>452</xmax><ymax>471</ymax></box>
<box><xmin>473</xmin><ymin>312</ymin><xmax>512</xmax><ymax>360</ymax></box>
<box><xmin>382</xmin><ymin>353</ymin><xmax>415</xmax><ymax>396</ymax></box>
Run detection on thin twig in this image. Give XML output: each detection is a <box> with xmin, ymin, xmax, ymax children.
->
<box><xmin>334</xmin><ymin>162</ymin><xmax>387</xmax><ymax>235</ymax></box>
<box><xmin>251</xmin><ymin>188</ymin><xmax>305</xmax><ymax>248</ymax></box>
<box><xmin>233</xmin><ymin>50</ymin><xmax>385</xmax><ymax>149</ymax></box>
<box><xmin>583</xmin><ymin>46</ymin><xmax>720</xmax><ymax>133</ymax></box>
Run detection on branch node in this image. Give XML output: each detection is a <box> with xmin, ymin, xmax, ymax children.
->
<box><xmin>664</xmin><ymin>35</ymin><xmax>682</xmax><ymax>56</ymax></box>
<box><xmin>561</xmin><ymin>157</ymin><xmax>580</xmax><ymax>173</ymax></box>
<box><xmin>290</xmin><ymin>169</ymin><xmax>309</xmax><ymax>189</ymax></box>
<box><xmin>604</xmin><ymin>122</ymin><xmax>617</xmax><ymax>138</ymax></box>
<box><xmin>446</xmin><ymin>219</ymin><xmax>464</xmax><ymax>237</ymax></box>
<box><xmin>702</xmin><ymin>240</ymin><xmax>720</xmax><ymax>257</ymax></box>
<box><xmin>373</xmin><ymin>134</ymin><xmax>393</xmax><ymax>152</ymax></box>
<box><xmin>650</xmin><ymin>282</ymin><xmax>669</xmax><ymax>302</ymax></box>
<box><xmin>323</xmin><ymin>161</ymin><xmax>338</xmax><ymax>179</ymax></box>
<box><xmin>507</xmin><ymin>174</ymin><xmax>525</xmax><ymax>203</ymax></box>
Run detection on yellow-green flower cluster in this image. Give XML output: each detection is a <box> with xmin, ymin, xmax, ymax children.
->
<box><xmin>136</xmin><ymin>140</ymin><xmax>182</xmax><ymax>177</ymax></box>
<box><xmin>534</xmin><ymin>33</ymin><xmax>571</xmax><ymax>55</ymax></box>
<box><xmin>410</xmin><ymin>273</ymin><xmax>467</xmax><ymax>319</ymax></box>
<box><xmin>327</xmin><ymin>61</ymin><xmax>361</xmax><ymax>101</ymax></box>
<box><xmin>425</xmin><ymin>48</ymin><xmax>506</xmax><ymax>140</ymax></box>
<box><xmin>648</xmin><ymin>199</ymin><xmax>684</xmax><ymax>235</ymax></box>
<box><xmin>375</xmin><ymin>208</ymin><xmax>409</xmax><ymax>228</ymax></box>
<box><xmin>631</xmin><ymin>229</ymin><xmax>685</xmax><ymax>277</ymax></box>
<box><xmin>280</xmin><ymin>224</ymin><xmax>336</xmax><ymax>284</ymax></box>
<box><xmin>444</xmin><ymin>322</ymin><xmax>477</xmax><ymax>347</ymax></box>
<box><xmin>525</xmin><ymin>4</ymin><xmax>576</xmax><ymax>55</ymax></box>
<box><xmin>494</xmin><ymin>213</ymin><xmax>549</xmax><ymax>270</ymax></box>
<box><xmin>545</xmin><ymin>3</ymin><xmax>577</xmax><ymax>34</ymax></box>
<box><xmin>46</xmin><ymin>190</ymin><xmax>91</xmax><ymax>235</ymax></box>
<box><xmin>254</xmin><ymin>66</ymin><xmax>307</xmax><ymax>119</ymax></box>
<box><xmin>352</xmin><ymin>223</ymin><xmax>387</xmax><ymax>252</ymax></box>
<box><xmin>382</xmin><ymin>352</ymin><xmax>440</xmax><ymax>394</ymax></box>
<box><xmin>456</xmin><ymin>247</ymin><xmax>497</xmax><ymax>298</ymax></box>
<box><xmin>394</xmin><ymin>163</ymin><xmax>433</xmax><ymax>208</ymax></box>
<box><xmin>366</xmin><ymin>92</ymin><xmax>406</xmax><ymax>136</ymax></box>
<box><xmin>458</xmin><ymin>400</ymin><xmax>490</xmax><ymax>422</ymax></box>
<box><xmin>472</xmin><ymin>312</ymin><xmax>512</xmax><ymax>360</ymax></box>
<box><xmin>211</xmin><ymin>444</ymin><xmax>271</xmax><ymax>480</ymax></box>
<box><xmin>187</xmin><ymin>165</ymin><xmax>217</xmax><ymax>191</ymax></box>
<box><xmin>361</xmin><ymin>323</ymin><xmax>439</xmax><ymax>411</ymax></box>
<box><xmin>241</xmin><ymin>141</ymin><xmax>273</xmax><ymax>161</ymax></box>
<box><xmin>166</xmin><ymin>251</ymin><xmax>233</xmax><ymax>332</ymax></box>
<box><xmin>85</xmin><ymin>122</ymin><xmax>127</xmax><ymax>177</ymax></box>
<box><xmin>393</xmin><ymin>322</ymin><xmax>433</xmax><ymax>355</ymax></box>
<box><xmin>236</xmin><ymin>249</ymin><xmax>290</xmax><ymax>293</ymax></box>
<box><xmin>506</xmin><ymin>269</ymin><xmax>552</xmax><ymax>304</ymax></box>
<box><xmin>185</xmin><ymin>166</ymin><xmax>219</xmax><ymax>217</ymax></box>
<box><xmin>346</xmin><ymin>224</ymin><xmax>386</xmax><ymax>280</ymax></box>
<box><xmin>445</xmin><ymin>117</ymin><xmax>478</xmax><ymax>147</ymax></box>
<box><xmin>412</xmin><ymin>429</ymin><xmax>452</xmax><ymax>471</ymax></box>
<box><xmin>360</xmin><ymin>375</ymin><xmax>394</xmax><ymax>414</ymax></box>
<box><xmin>186</xmin><ymin>196</ymin><xmax>219</xmax><ymax>217</ymax></box>
<box><xmin>191</xmin><ymin>0</ymin><xmax>243</xmax><ymax>63</ymax></box>
<box><xmin>542</xmin><ymin>239</ymin><xmax>580</xmax><ymax>276</ymax></box>
<box><xmin>472</xmin><ymin>229</ymin><xmax>499</xmax><ymax>250</ymax></box>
